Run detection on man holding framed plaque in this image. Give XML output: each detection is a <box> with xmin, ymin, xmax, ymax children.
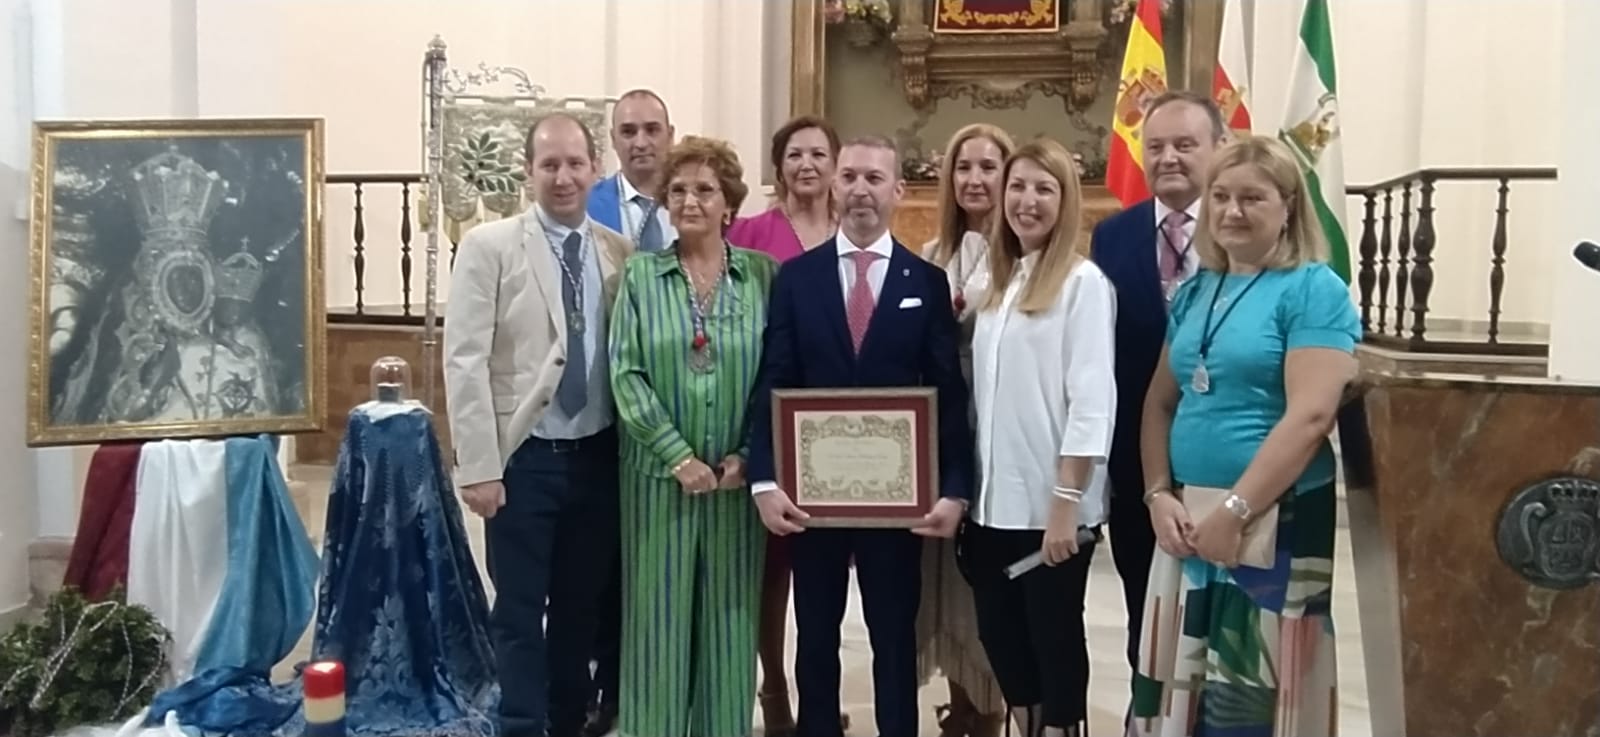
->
<box><xmin>746</xmin><ymin>135</ymin><xmax>973</xmax><ymax>737</ymax></box>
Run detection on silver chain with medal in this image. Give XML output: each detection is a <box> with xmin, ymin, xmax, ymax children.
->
<box><xmin>1192</xmin><ymin>269</ymin><xmax>1267</xmax><ymax>394</ymax></box>
<box><xmin>682</xmin><ymin>246</ymin><xmax>729</xmax><ymax>374</ymax></box>
<box><xmin>541</xmin><ymin>215</ymin><xmax>590</xmax><ymax>336</ymax></box>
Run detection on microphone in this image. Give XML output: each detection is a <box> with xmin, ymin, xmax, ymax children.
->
<box><xmin>1577</xmin><ymin>241</ymin><xmax>1600</xmax><ymax>273</ymax></box>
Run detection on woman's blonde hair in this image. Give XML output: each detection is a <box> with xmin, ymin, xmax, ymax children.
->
<box><xmin>928</xmin><ymin>123</ymin><xmax>1015</xmax><ymax>267</ymax></box>
<box><xmin>1193</xmin><ymin>136</ymin><xmax>1327</xmax><ymax>272</ymax></box>
<box><xmin>981</xmin><ymin>137</ymin><xmax>1085</xmax><ymax>316</ymax></box>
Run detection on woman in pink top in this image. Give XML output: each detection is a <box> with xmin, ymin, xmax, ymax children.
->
<box><xmin>725</xmin><ymin>114</ymin><xmax>839</xmax><ymax>737</ymax></box>
<box><xmin>727</xmin><ymin>115</ymin><xmax>839</xmax><ymax>264</ymax></box>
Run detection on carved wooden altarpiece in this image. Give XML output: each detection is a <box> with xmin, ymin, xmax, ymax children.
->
<box><xmin>789</xmin><ymin>0</ymin><xmax>1113</xmax><ymax>115</ymax></box>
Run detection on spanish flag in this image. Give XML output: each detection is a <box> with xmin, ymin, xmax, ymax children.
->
<box><xmin>1106</xmin><ymin>0</ymin><xmax>1167</xmax><ymax>207</ymax></box>
<box><xmin>1213</xmin><ymin>0</ymin><xmax>1253</xmax><ymax>136</ymax></box>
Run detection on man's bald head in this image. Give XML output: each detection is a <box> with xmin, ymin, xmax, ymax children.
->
<box><xmin>523</xmin><ymin>113</ymin><xmax>599</xmax><ymax>226</ymax></box>
<box><xmin>611</xmin><ymin>89</ymin><xmax>675</xmax><ymax>195</ymax></box>
<box><xmin>524</xmin><ymin>112</ymin><xmax>598</xmax><ymax>164</ymax></box>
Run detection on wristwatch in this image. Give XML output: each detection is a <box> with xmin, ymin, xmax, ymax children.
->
<box><xmin>1223</xmin><ymin>494</ymin><xmax>1253</xmax><ymax>521</ymax></box>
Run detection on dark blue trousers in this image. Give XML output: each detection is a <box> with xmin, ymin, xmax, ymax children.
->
<box><xmin>790</xmin><ymin>527</ymin><xmax>922</xmax><ymax>737</ymax></box>
<box><xmin>485</xmin><ymin>428</ymin><xmax>619</xmax><ymax>737</ymax></box>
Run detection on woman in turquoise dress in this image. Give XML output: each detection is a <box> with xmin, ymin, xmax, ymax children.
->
<box><xmin>608</xmin><ymin>135</ymin><xmax>778</xmax><ymax>737</ymax></box>
<box><xmin>1132</xmin><ymin>137</ymin><xmax>1361</xmax><ymax>737</ymax></box>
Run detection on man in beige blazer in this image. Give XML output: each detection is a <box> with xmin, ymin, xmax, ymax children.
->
<box><xmin>444</xmin><ymin>112</ymin><xmax>633</xmax><ymax>737</ymax></box>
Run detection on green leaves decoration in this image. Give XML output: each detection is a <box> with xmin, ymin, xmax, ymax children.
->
<box><xmin>458</xmin><ymin>130</ymin><xmax>526</xmax><ymax>197</ymax></box>
<box><xmin>0</xmin><ymin>587</ymin><xmax>172</xmax><ymax>737</ymax></box>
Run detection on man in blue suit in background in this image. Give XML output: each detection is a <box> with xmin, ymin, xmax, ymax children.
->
<box><xmin>1089</xmin><ymin>90</ymin><xmax>1226</xmax><ymax>692</ymax></box>
<box><xmin>586</xmin><ymin>88</ymin><xmax>675</xmax><ymax>254</ymax></box>
<box><xmin>579</xmin><ymin>87</ymin><xmax>676</xmax><ymax>737</ymax></box>
<box><xmin>746</xmin><ymin>135</ymin><xmax>971</xmax><ymax>737</ymax></box>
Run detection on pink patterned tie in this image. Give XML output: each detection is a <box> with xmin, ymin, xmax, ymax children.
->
<box><xmin>1158</xmin><ymin>210</ymin><xmax>1190</xmax><ymax>284</ymax></box>
<box><xmin>846</xmin><ymin>250</ymin><xmax>881</xmax><ymax>354</ymax></box>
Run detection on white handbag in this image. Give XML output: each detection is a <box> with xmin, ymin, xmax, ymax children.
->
<box><xmin>1181</xmin><ymin>485</ymin><xmax>1278</xmax><ymax>569</ymax></box>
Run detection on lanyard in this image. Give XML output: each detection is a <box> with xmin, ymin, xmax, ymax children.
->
<box><xmin>1197</xmin><ymin>270</ymin><xmax>1267</xmax><ymax>361</ymax></box>
<box><xmin>1155</xmin><ymin>220</ymin><xmax>1195</xmax><ymax>270</ymax></box>
<box><xmin>680</xmin><ymin>245</ymin><xmax>730</xmax><ymax>341</ymax></box>
<box><xmin>535</xmin><ymin>213</ymin><xmax>590</xmax><ymax>307</ymax></box>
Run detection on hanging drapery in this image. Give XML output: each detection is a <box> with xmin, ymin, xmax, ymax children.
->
<box><xmin>126</xmin><ymin>439</ymin><xmax>233</xmax><ymax>684</ymax></box>
<box><xmin>133</xmin><ymin>434</ymin><xmax>320</xmax><ymax>733</ymax></box>
<box><xmin>63</xmin><ymin>442</ymin><xmax>145</xmax><ymax>601</ymax></box>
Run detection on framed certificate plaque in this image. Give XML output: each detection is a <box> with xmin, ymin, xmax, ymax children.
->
<box><xmin>771</xmin><ymin>387</ymin><xmax>939</xmax><ymax>527</ymax></box>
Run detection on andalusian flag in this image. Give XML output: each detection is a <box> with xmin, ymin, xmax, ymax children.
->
<box><xmin>1212</xmin><ymin>0</ymin><xmax>1252</xmax><ymax>136</ymax></box>
<box><xmin>1278</xmin><ymin>0</ymin><xmax>1350</xmax><ymax>282</ymax></box>
<box><xmin>1106</xmin><ymin>0</ymin><xmax>1167</xmax><ymax>207</ymax></box>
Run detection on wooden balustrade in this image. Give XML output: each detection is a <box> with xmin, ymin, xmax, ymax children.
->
<box><xmin>1346</xmin><ymin>167</ymin><xmax>1555</xmax><ymax>356</ymax></box>
<box><xmin>325</xmin><ymin>173</ymin><xmax>428</xmax><ymax>325</ymax></box>
<box><xmin>323</xmin><ymin>168</ymin><xmax>1558</xmax><ymax>356</ymax></box>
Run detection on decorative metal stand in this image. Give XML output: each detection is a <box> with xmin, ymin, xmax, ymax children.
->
<box><xmin>414</xmin><ymin>36</ymin><xmax>616</xmax><ymax>411</ymax></box>
<box><xmin>420</xmin><ymin>37</ymin><xmax>447</xmax><ymax>410</ymax></box>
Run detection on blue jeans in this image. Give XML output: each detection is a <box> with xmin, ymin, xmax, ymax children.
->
<box><xmin>485</xmin><ymin>428</ymin><xmax>619</xmax><ymax>737</ymax></box>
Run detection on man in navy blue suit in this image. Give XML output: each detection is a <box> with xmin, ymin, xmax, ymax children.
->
<box><xmin>1089</xmin><ymin>90</ymin><xmax>1227</xmax><ymax>688</ymax></box>
<box><xmin>747</xmin><ymin>135</ymin><xmax>971</xmax><ymax>737</ymax></box>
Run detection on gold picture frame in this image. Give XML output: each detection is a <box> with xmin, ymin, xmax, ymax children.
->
<box><xmin>27</xmin><ymin>117</ymin><xmax>327</xmax><ymax>447</ymax></box>
<box><xmin>790</xmin><ymin>0</ymin><xmax>828</xmax><ymax>117</ymax></box>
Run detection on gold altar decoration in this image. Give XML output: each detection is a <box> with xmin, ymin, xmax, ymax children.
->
<box><xmin>934</xmin><ymin>0</ymin><xmax>1060</xmax><ymax>34</ymax></box>
<box><xmin>792</xmin><ymin>1</ymin><xmax>1228</xmax><ymax>119</ymax></box>
<box><xmin>789</xmin><ymin>0</ymin><xmax>1109</xmax><ymax>114</ymax></box>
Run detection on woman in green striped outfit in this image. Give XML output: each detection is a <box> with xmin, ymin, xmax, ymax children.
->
<box><xmin>608</xmin><ymin>135</ymin><xmax>778</xmax><ymax>737</ymax></box>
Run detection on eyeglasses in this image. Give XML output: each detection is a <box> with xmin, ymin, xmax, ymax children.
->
<box><xmin>666</xmin><ymin>184</ymin><xmax>724</xmax><ymax>204</ymax></box>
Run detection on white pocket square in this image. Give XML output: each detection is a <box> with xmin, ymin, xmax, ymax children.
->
<box><xmin>898</xmin><ymin>297</ymin><xmax>923</xmax><ymax>309</ymax></box>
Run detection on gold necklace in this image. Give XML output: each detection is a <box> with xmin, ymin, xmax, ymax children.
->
<box><xmin>782</xmin><ymin>203</ymin><xmax>835</xmax><ymax>250</ymax></box>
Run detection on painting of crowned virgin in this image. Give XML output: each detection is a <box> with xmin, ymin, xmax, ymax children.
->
<box><xmin>27</xmin><ymin>118</ymin><xmax>326</xmax><ymax>446</ymax></box>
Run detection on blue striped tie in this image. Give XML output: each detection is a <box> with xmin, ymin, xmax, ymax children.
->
<box><xmin>635</xmin><ymin>196</ymin><xmax>663</xmax><ymax>252</ymax></box>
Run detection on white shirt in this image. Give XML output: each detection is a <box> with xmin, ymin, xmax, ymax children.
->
<box><xmin>1154</xmin><ymin>197</ymin><xmax>1201</xmax><ymax>282</ymax></box>
<box><xmin>834</xmin><ymin>228</ymin><xmax>894</xmax><ymax>303</ymax></box>
<box><xmin>618</xmin><ymin>173</ymin><xmax>676</xmax><ymax>247</ymax></box>
<box><xmin>970</xmin><ymin>254</ymin><xmax>1118</xmax><ymax>530</ymax></box>
<box><xmin>751</xmin><ymin>228</ymin><xmax>893</xmax><ymax>497</ymax></box>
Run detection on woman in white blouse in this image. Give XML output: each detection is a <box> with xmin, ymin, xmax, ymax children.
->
<box><xmin>915</xmin><ymin>122</ymin><xmax>1014</xmax><ymax>737</ymax></box>
<box><xmin>961</xmin><ymin>137</ymin><xmax>1117</xmax><ymax>737</ymax></box>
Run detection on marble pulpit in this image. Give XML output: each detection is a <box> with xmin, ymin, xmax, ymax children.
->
<box><xmin>1338</xmin><ymin>358</ymin><xmax>1600</xmax><ymax>736</ymax></box>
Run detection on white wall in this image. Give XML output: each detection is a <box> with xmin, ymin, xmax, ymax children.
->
<box><xmin>1547</xmin><ymin>0</ymin><xmax>1600</xmax><ymax>382</ymax></box>
<box><xmin>1253</xmin><ymin>0</ymin><xmax>1562</xmax><ymax>334</ymax></box>
<box><xmin>47</xmin><ymin>0</ymin><xmax>1566</xmax><ymax>327</ymax></box>
<box><xmin>2</xmin><ymin>0</ymin><xmax>45</xmax><ymax>618</ymax></box>
<box><xmin>176</xmin><ymin>0</ymin><xmax>773</xmax><ymax>311</ymax></box>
